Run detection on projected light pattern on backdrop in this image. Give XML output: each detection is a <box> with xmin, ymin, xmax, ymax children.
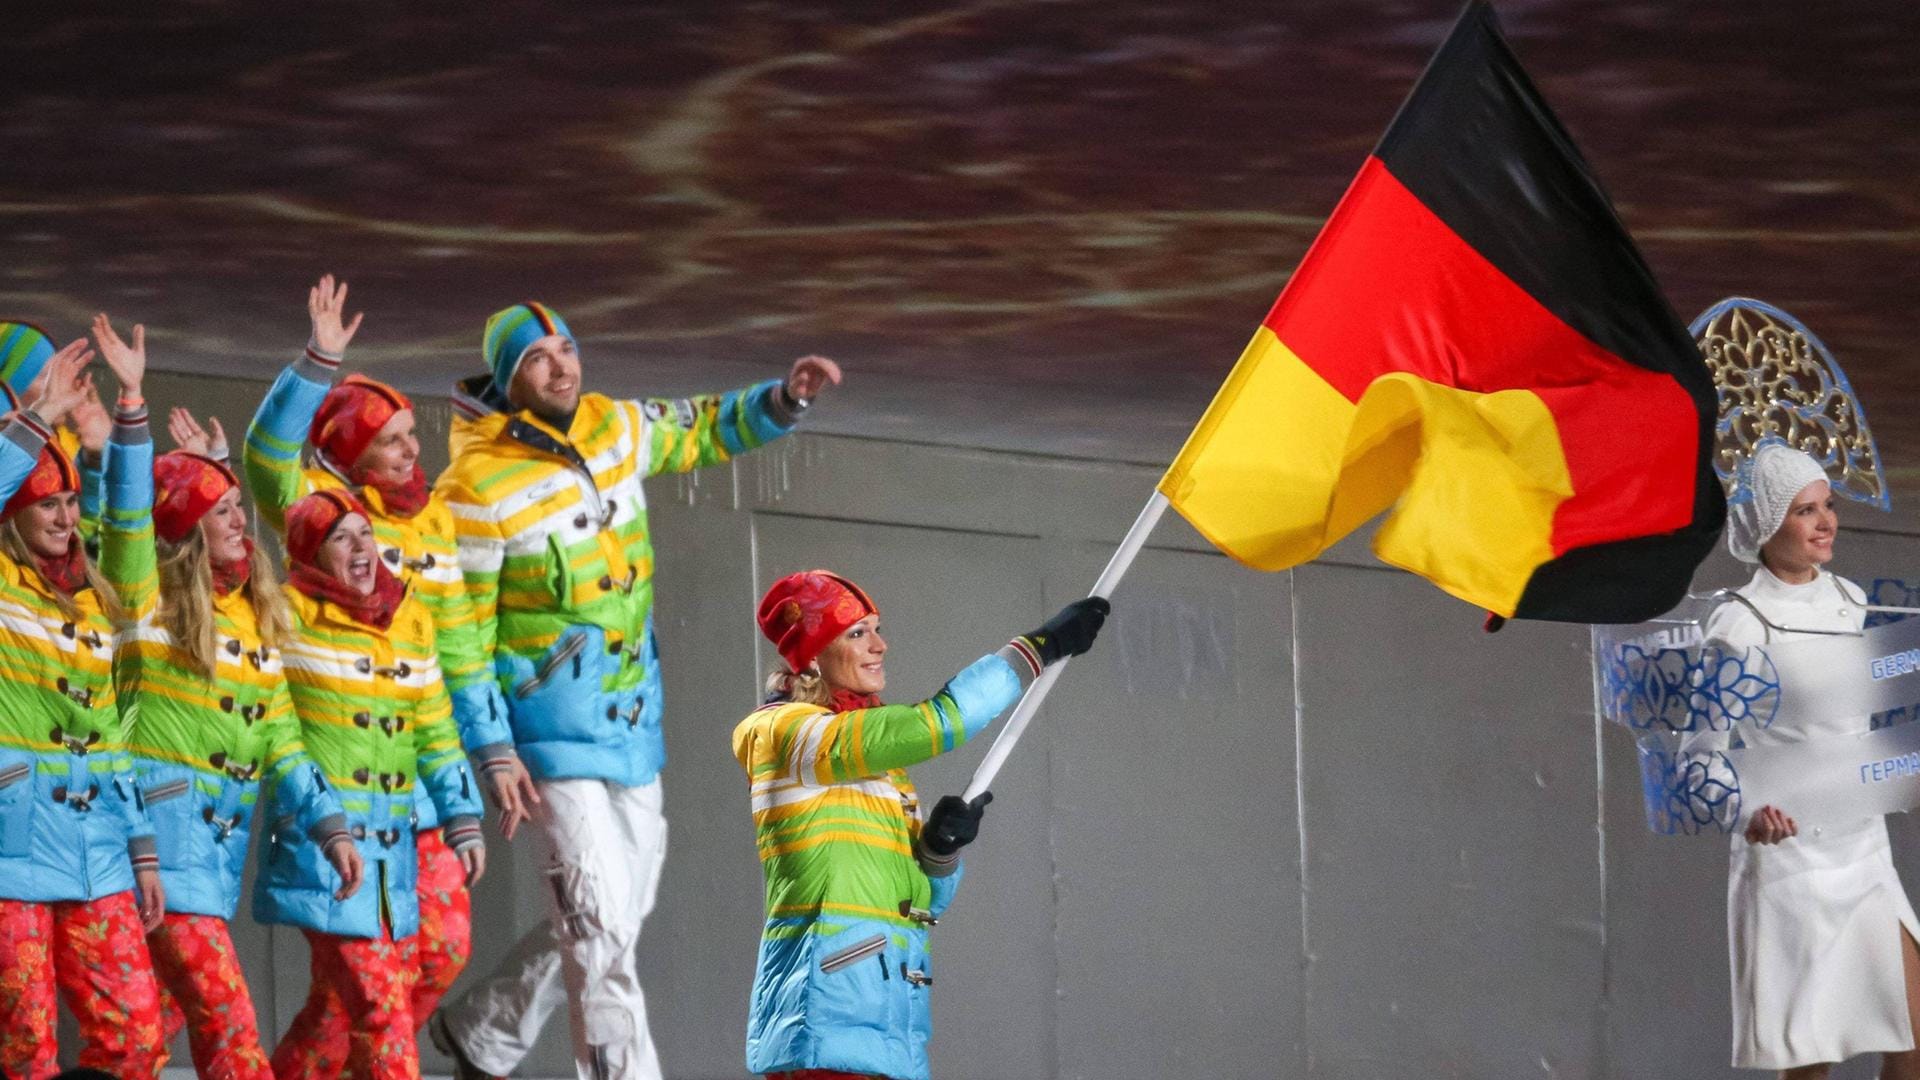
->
<box><xmin>0</xmin><ymin>2</ymin><xmax>1917</xmax><ymax>481</ymax></box>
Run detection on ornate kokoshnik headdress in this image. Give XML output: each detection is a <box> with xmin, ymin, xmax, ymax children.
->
<box><xmin>1693</xmin><ymin>296</ymin><xmax>1887</xmax><ymax>512</ymax></box>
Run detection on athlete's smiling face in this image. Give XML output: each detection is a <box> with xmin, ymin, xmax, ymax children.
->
<box><xmin>816</xmin><ymin>614</ymin><xmax>887</xmax><ymax>697</ymax></box>
<box><xmin>14</xmin><ymin>491</ymin><xmax>80</xmax><ymax>561</ymax></box>
<box><xmin>510</xmin><ymin>334</ymin><xmax>582</xmax><ymax>425</ymax></box>
<box><xmin>355</xmin><ymin>409</ymin><xmax>420</xmax><ymax>488</ymax></box>
<box><xmin>316</xmin><ymin>512</ymin><xmax>378</xmax><ymax>596</ymax></box>
<box><xmin>198</xmin><ymin>486</ymin><xmax>249</xmax><ymax>564</ymax></box>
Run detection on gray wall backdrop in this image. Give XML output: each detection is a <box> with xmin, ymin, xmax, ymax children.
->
<box><xmin>63</xmin><ymin>370</ymin><xmax>1920</xmax><ymax>1080</ymax></box>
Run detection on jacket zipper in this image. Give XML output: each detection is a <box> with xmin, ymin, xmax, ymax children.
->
<box><xmin>142</xmin><ymin>778</ymin><xmax>191</xmax><ymax>804</ymax></box>
<box><xmin>819</xmin><ymin>933</ymin><xmax>887</xmax><ymax>974</ymax></box>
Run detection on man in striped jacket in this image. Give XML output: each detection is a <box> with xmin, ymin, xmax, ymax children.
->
<box><xmin>430</xmin><ymin>302</ymin><xmax>839</xmax><ymax>1080</ymax></box>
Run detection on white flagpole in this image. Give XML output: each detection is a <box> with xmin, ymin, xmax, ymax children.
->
<box><xmin>963</xmin><ymin>491</ymin><xmax>1172</xmax><ymax>800</ymax></box>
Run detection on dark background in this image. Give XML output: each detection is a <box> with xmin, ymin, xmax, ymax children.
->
<box><xmin>3</xmin><ymin>0</ymin><xmax>1915</xmax><ymax>471</ymax></box>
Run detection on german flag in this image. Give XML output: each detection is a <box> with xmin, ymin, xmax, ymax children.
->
<box><xmin>1157</xmin><ymin>1</ymin><xmax>1722</xmax><ymax>623</ymax></box>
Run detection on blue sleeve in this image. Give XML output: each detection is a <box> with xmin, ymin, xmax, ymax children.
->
<box><xmin>279</xmin><ymin>758</ymin><xmax>347</xmax><ymax>845</ymax></box>
<box><xmin>945</xmin><ymin>652</ymin><xmax>1030</xmax><ymax>742</ymax></box>
<box><xmin>928</xmin><ymin>859</ymin><xmax>965</xmax><ymax>918</ymax></box>
<box><xmin>733</xmin><ymin>380</ymin><xmax>798</xmax><ymax>452</ymax></box>
<box><xmin>0</xmin><ymin>413</ymin><xmax>51</xmax><ymax>504</ymax></box>
<box><xmin>449</xmin><ymin>681</ymin><xmax>516</xmax><ymax>765</ymax></box>
<box><xmin>244</xmin><ymin>353</ymin><xmax>334</xmax><ymax>535</ymax></box>
<box><xmin>113</xmin><ymin>750</ymin><xmax>155</xmax><ymax>845</ymax></box>
<box><xmin>103</xmin><ymin>411</ymin><xmax>154</xmax><ymax>519</ymax></box>
<box><xmin>78</xmin><ymin>450</ymin><xmax>103</xmax><ymax>521</ymax></box>
<box><xmin>421</xmin><ymin>748</ymin><xmax>484</xmax><ymax>825</ymax></box>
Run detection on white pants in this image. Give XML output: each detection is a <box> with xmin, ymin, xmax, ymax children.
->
<box><xmin>442</xmin><ymin>777</ymin><xmax>668</xmax><ymax>1080</ymax></box>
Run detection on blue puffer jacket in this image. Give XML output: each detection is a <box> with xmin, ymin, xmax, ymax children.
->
<box><xmin>0</xmin><ymin>411</ymin><xmax>156</xmax><ymax>903</ymax></box>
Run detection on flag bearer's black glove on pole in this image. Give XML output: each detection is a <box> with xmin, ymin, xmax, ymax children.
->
<box><xmin>1018</xmin><ymin>597</ymin><xmax>1111</xmax><ymax>666</ymax></box>
<box><xmin>924</xmin><ymin>792</ymin><xmax>993</xmax><ymax>857</ymax></box>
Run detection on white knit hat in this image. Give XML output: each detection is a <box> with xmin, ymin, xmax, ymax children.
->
<box><xmin>1725</xmin><ymin>443</ymin><xmax>1831</xmax><ymax>563</ymax></box>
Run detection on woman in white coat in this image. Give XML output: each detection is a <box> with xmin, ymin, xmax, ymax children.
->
<box><xmin>1705</xmin><ymin>443</ymin><xmax>1920</xmax><ymax>1079</ymax></box>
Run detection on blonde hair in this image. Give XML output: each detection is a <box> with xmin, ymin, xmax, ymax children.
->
<box><xmin>764</xmin><ymin>666</ymin><xmax>833</xmax><ymax>708</ymax></box>
<box><xmin>155</xmin><ymin>528</ymin><xmax>292</xmax><ymax>681</ymax></box>
<box><xmin>0</xmin><ymin>517</ymin><xmax>125</xmax><ymax>624</ymax></box>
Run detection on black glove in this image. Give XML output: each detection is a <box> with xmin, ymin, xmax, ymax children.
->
<box><xmin>922</xmin><ymin>792</ymin><xmax>993</xmax><ymax>856</ymax></box>
<box><xmin>1019</xmin><ymin>597</ymin><xmax>1111</xmax><ymax>666</ymax></box>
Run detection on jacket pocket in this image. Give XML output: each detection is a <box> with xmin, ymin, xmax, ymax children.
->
<box><xmin>507</xmin><ymin>628</ymin><xmax>610</xmax><ymax>743</ymax></box>
<box><xmin>810</xmin><ymin>927</ymin><xmax>901</xmax><ymax>1045</ymax></box>
<box><xmin>819</xmin><ymin>932</ymin><xmax>887</xmax><ymax>974</ymax></box>
<box><xmin>0</xmin><ymin>757</ymin><xmax>33</xmax><ymax>859</ymax></box>
<box><xmin>142</xmin><ymin>774</ymin><xmax>200</xmax><ymax>873</ymax></box>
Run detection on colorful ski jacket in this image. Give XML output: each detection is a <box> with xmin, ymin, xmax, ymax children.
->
<box><xmin>117</xmin><ymin>409</ymin><xmax>346</xmax><ymax>918</ymax></box>
<box><xmin>252</xmin><ymin>585</ymin><xmax>482</xmax><ymax>938</ymax></box>
<box><xmin>0</xmin><ymin>410</ymin><xmax>155</xmax><ymax>903</ymax></box>
<box><xmin>245</xmin><ymin>346</ymin><xmax>515</xmax><ymax>828</ymax></box>
<box><xmin>440</xmin><ymin>375</ymin><xmax>799</xmax><ymax>787</ymax></box>
<box><xmin>730</xmin><ymin>648</ymin><xmax>1032</xmax><ymax>1080</ymax></box>
<box><xmin>58</xmin><ymin>424</ymin><xmax>105</xmax><ymax>549</ymax></box>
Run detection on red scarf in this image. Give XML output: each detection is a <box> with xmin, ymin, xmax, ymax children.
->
<box><xmin>288</xmin><ymin>560</ymin><xmax>405</xmax><ymax>631</ymax></box>
<box><xmin>830</xmin><ymin>689</ymin><xmax>881</xmax><ymax>712</ymax></box>
<box><xmin>355</xmin><ymin>462</ymin><xmax>431</xmax><ymax>519</ymax></box>
<box><xmin>211</xmin><ymin>538</ymin><xmax>254</xmax><ymax>596</ymax></box>
<box><xmin>34</xmin><ymin>539</ymin><xmax>88</xmax><ymax>596</ymax></box>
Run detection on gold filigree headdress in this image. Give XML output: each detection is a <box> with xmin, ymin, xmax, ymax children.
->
<box><xmin>1691</xmin><ymin>297</ymin><xmax>1888</xmax><ymax>510</ymax></box>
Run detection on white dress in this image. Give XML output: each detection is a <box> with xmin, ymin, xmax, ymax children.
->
<box><xmin>1702</xmin><ymin>565</ymin><xmax>1920</xmax><ymax>1069</ymax></box>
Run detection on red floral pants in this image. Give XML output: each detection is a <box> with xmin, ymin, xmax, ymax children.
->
<box><xmin>270</xmin><ymin>926</ymin><xmax>420</xmax><ymax>1080</ymax></box>
<box><xmin>270</xmin><ymin>833</ymin><xmax>469</xmax><ymax>1080</ymax></box>
<box><xmin>151</xmin><ymin>911</ymin><xmax>272</xmax><ymax>1080</ymax></box>
<box><xmin>0</xmin><ymin>892</ymin><xmax>167</xmax><ymax>1080</ymax></box>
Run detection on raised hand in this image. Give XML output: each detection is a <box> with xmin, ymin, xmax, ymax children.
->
<box><xmin>90</xmin><ymin>313</ymin><xmax>146</xmax><ymax>399</ymax></box>
<box><xmin>309</xmin><ymin>274</ymin><xmax>364</xmax><ymax>356</ymax></box>
<box><xmin>168</xmin><ymin>407</ymin><xmax>228</xmax><ymax>459</ymax></box>
<box><xmin>923</xmin><ymin>791</ymin><xmax>993</xmax><ymax>856</ymax></box>
<box><xmin>1019</xmin><ymin>597</ymin><xmax>1112</xmax><ymax>666</ymax></box>
<box><xmin>70</xmin><ymin>384</ymin><xmax>111</xmax><ymax>454</ymax></box>
<box><xmin>24</xmin><ymin>339</ymin><xmax>96</xmax><ymax>424</ymax></box>
<box><xmin>785</xmin><ymin>355</ymin><xmax>842</xmax><ymax>403</ymax></box>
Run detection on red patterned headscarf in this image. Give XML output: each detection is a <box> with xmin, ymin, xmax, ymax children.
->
<box><xmin>3</xmin><ymin>440</ymin><xmax>85</xmax><ymax>592</ymax></box>
<box><xmin>3</xmin><ymin>439</ymin><xmax>80</xmax><ymax>521</ymax></box>
<box><xmin>312</xmin><ymin>375</ymin><xmax>410</xmax><ymax>474</ymax></box>
<box><xmin>756</xmin><ymin>570</ymin><xmax>879</xmax><ymax>673</ymax></box>
<box><xmin>152</xmin><ymin>452</ymin><xmax>238</xmax><ymax>543</ymax></box>
<box><xmin>283</xmin><ymin>488</ymin><xmax>404</xmax><ymax>629</ymax></box>
<box><xmin>311</xmin><ymin>375</ymin><xmax>428</xmax><ymax>517</ymax></box>
<box><xmin>284</xmin><ymin>489</ymin><xmax>364</xmax><ymax>568</ymax></box>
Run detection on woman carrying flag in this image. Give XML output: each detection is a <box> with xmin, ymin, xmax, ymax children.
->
<box><xmin>734</xmin><ymin>570</ymin><xmax>1107</xmax><ymax>1080</ymax></box>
